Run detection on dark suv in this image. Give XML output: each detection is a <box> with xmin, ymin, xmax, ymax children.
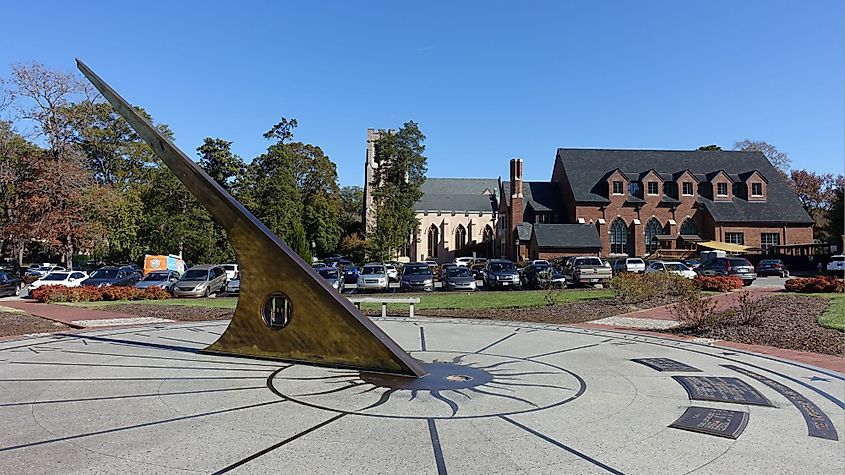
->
<box><xmin>696</xmin><ymin>257</ymin><xmax>756</xmax><ymax>286</ymax></box>
<box><xmin>81</xmin><ymin>265</ymin><xmax>142</xmax><ymax>287</ymax></box>
<box><xmin>483</xmin><ymin>259</ymin><xmax>521</xmax><ymax>290</ymax></box>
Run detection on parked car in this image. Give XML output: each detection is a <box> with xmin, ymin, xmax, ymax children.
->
<box><xmin>221</xmin><ymin>263</ymin><xmax>239</xmax><ymax>280</ymax></box>
<box><xmin>454</xmin><ymin>257</ymin><xmax>474</xmax><ymax>267</ymax></box>
<box><xmin>81</xmin><ymin>265</ymin><xmax>142</xmax><ymax>288</ymax></box>
<box><xmin>645</xmin><ymin>261</ymin><xmax>697</xmax><ymax>279</ymax></box>
<box><xmin>442</xmin><ymin>266</ymin><xmax>477</xmax><ymax>291</ymax></box>
<box><xmin>29</xmin><ymin>271</ymin><xmax>89</xmax><ymax>295</ymax></box>
<box><xmin>356</xmin><ymin>263</ymin><xmax>389</xmax><ymax>292</ymax></box>
<box><xmin>342</xmin><ymin>265</ymin><xmax>360</xmax><ymax>285</ymax></box>
<box><xmin>333</xmin><ymin>259</ymin><xmax>354</xmax><ymax>269</ymax></box>
<box><xmin>696</xmin><ymin>257</ymin><xmax>756</xmax><ymax>286</ymax></box>
<box><xmin>439</xmin><ymin>263</ymin><xmax>458</xmax><ymax>280</ymax></box>
<box><xmin>827</xmin><ymin>255</ymin><xmax>845</xmax><ymax>275</ymax></box>
<box><xmin>135</xmin><ymin>270</ymin><xmax>181</xmax><ymax>292</ymax></box>
<box><xmin>562</xmin><ymin>256</ymin><xmax>612</xmax><ymax>287</ymax></box>
<box><xmin>470</xmin><ymin>263</ymin><xmax>487</xmax><ymax>281</ymax></box>
<box><xmin>0</xmin><ymin>272</ymin><xmax>22</xmax><ymax>297</ymax></box>
<box><xmin>226</xmin><ymin>276</ymin><xmax>240</xmax><ymax>294</ymax></box>
<box><xmin>472</xmin><ymin>258</ymin><xmax>488</xmax><ymax>267</ymax></box>
<box><xmin>25</xmin><ymin>265</ymin><xmax>66</xmax><ymax>279</ymax></box>
<box><xmin>610</xmin><ymin>258</ymin><xmax>646</xmax><ymax>274</ymax></box>
<box><xmin>683</xmin><ymin>259</ymin><xmax>702</xmax><ymax>270</ymax></box>
<box><xmin>756</xmin><ymin>259</ymin><xmax>789</xmax><ymax>278</ymax></box>
<box><xmin>384</xmin><ymin>264</ymin><xmax>399</xmax><ymax>282</ymax></box>
<box><xmin>311</xmin><ymin>261</ymin><xmax>326</xmax><ymax>269</ymax></box>
<box><xmin>400</xmin><ymin>262</ymin><xmax>434</xmax><ymax>292</ymax></box>
<box><xmin>173</xmin><ymin>265</ymin><xmax>228</xmax><ymax>297</ymax></box>
<box><xmin>317</xmin><ymin>266</ymin><xmax>342</xmax><ymax>291</ymax></box>
<box><xmin>483</xmin><ymin>259</ymin><xmax>521</xmax><ymax>290</ymax></box>
<box><xmin>521</xmin><ymin>261</ymin><xmax>561</xmax><ymax>289</ymax></box>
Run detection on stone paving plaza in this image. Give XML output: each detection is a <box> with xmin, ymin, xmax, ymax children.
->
<box><xmin>0</xmin><ymin>316</ymin><xmax>842</xmax><ymax>474</ymax></box>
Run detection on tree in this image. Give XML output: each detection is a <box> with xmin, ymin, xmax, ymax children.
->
<box><xmin>286</xmin><ymin>141</ymin><xmax>342</xmax><ymax>256</ymax></box>
<box><xmin>339</xmin><ymin>185</ymin><xmax>364</xmax><ymax>237</ymax></box>
<box><xmin>825</xmin><ymin>184</ymin><xmax>844</xmax><ymax>245</ymax></box>
<box><xmin>697</xmin><ymin>144</ymin><xmax>722</xmax><ymax>151</ymax></box>
<box><xmin>196</xmin><ymin>137</ymin><xmax>244</xmax><ymax>191</ymax></box>
<box><xmin>733</xmin><ymin>139</ymin><xmax>791</xmax><ymax>175</ymax></box>
<box><xmin>789</xmin><ymin>169</ymin><xmax>836</xmax><ymax>215</ymax></box>
<box><xmin>0</xmin><ymin>121</ymin><xmax>38</xmax><ymax>264</ymax></box>
<box><xmin>370</xmin><ymin>121</ymin><xmax>427</xmax><ymax>260</ymax></box>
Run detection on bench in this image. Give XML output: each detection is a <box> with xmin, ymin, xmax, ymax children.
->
<box><xmin>347</xmin><ymin>297</ymin><xmax>421</xmax><ymax>318</ymax></box>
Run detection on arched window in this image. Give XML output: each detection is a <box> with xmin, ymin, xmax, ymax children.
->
<box><xmin>644</xmin><ymin>218</ymin><xmax>663</xmax><ymax>254</ymax></box>
<box><xmin>482</xmin><ymin>225</ymin><xmax>494</xmax><ymax>242</ymax></box>
<box><xmin>427</xmin><ymin>225</ymin><xmax>439</xmax><ymax>258</ymax></box>
<box><xmin>454</xmin><ymin>225</ymin><xmax>467</xmax><ymax>251</ymax></box>
<box><xmin>680</xmin><ymin>218</ymin><xmax>698</xmax><ymax>236</ymax></box>
<box><xmin>610</xmin><ymin>219</ymin><xmax>628</xmax><ymax>255</ymax></box>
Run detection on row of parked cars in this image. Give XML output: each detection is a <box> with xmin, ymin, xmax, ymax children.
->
<box><xmin>10</xmin><ymin>263</ymin><xmax>243</xmax><ymax>298</ymax></box>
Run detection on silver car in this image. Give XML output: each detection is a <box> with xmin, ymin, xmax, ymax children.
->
<box><xmin>135</xmin><ymin>270</ymin><xmax>181</xmax><ymax>292</ymax></box>
<box><xmin>173</xmin><ymin>265</ymin><xmax>228</xmax><ymax>297</ymax></box>
<box><xmin>356</xmin><ymin>263</ymin><xmax>389</xmax><ymax>292</ymax></box>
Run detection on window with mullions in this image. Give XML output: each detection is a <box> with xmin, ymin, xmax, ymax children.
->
<box><xmin>725</xmin><ymin>232</ymin><xmax>744</xmax><ymax>245</ymax></box>
<box><xmin>717</xmin><ymin>182</ymin><xmax>728</xmax><ymax>196</ymax></box>
<box><xmin>647</xmin><ymin>182</ymin><xmax>659</xmax><ymax>195</ymax></box>
<box><xmin>761</xmin><ymin>233</ymin><xmax>779</xmax><ymax>250</ymax></box>
<box><xmin>628</xmin><ymin>182</ymin><xmax>642</xmax><ymax>197</ymax></box>
<box><xmin>751</xmin><ymin>183</ymin><xmax>763</xmax><ymax>197</ymax></box>
<box><xmin>612</xmin><ymin>181</ymin><xmax>624</xmax><ymax>195</ymax></box>
<box><xmin>682</xmin><ymin>182</ymin><xmax>694</xmax><ymax>196</ymax></box>
<box><xmin>644</xmin><ymin>218</ymin><xmax>662</xmax><ymax>254</ymax></box>
<box><xmin>427</xmin><ymin>225</ymin><xmax>439</xmax><ymax>258</ymax></box>
<box><xmin>610</xmin><ymin>219</ymin><xmax>629</xmax><ymax>255</ymax></box>
<box><xmin>454</xmin><ymin>225</ymin><xmax>466</xmax><ymax>251</ymax></box>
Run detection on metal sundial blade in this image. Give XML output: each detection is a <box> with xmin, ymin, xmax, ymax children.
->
<box><xmin>76</xmin><ymin>59</ymin><xmax>426</xmax><ymax>377</ymax></box>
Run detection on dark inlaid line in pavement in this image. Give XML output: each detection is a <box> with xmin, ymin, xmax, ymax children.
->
<box><xmin>136</xmin><ymin>334</ymin><xmax>212</xmax><ymax>347</ymax></box>
<box><xmin>420</xmin><ymin>327</ymin><xmax>427</xmax><ymax>351</ymax></box>
<box><xmin>36</xmin><ymin>349</ymin><xmax>281</xmax><ymax>368</ymax></box>
<box><xmin>7</xmin><ymin>361</ymin><xmax>273</xmax><ymax>372</ymax></box>
<box><xmin>475</xmin><ymin>332</ymin><xmax>518</xmax><ymax>354</ymax></box>
<box><xmin>212</xmin><ymin>413</ymin><xmax>347</xmax><ymax>474</ymax></box>
<box><xmin>0</xmin><ymin>376</ymin><xmax>267</xmax><ymax>382</ymax></box>
<box><xmin>0</xmin><ymin>385</ymin><xmax>266</xmax><ymax>408</ymax></box>
<box><xmin>527</xmin><ymin>343</ymin><xmax>600</xmax><ymax>359</ymax></box>
<box><xmin>427</xmin><ymin>418</ymin><xmax>448</xmax><ymax>475</ymax></box>
<box><xmin>0</xmin><ymin>400</ymin><xmax>284</xmax><ymax>453</ymax></box>
<box><xmin>500</xmin><ymin>416</ymin><xmax>624</xmax><ymax>474</ymax></box>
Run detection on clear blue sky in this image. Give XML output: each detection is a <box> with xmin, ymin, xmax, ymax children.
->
<box><xmin>3</xmin><ymin>1</ymin><xmax>843</xmax><ymax>186</ymax></box>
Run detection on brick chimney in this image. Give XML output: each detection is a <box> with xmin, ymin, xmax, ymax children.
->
<box><xmin>508</xmin><ymin>158</ymin><xmax>524</xmax><ymax>260</ymax></box>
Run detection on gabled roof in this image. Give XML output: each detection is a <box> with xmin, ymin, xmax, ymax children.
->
<box><xmin>501</xmin><ymin>181</ymin><xmax>565</xmax><ymax>212</ymax></box>
<box><xmin>554</xmin><ymin>148</ymin><xmax>812</xmax><ymax>224</ymax></box>
<box><xmin>705</xmin><ymin>170</ymin><xmax>734</xmax><ymax>182</ymax></box>
<box><xmin>414</xmin><ymin>178</ymin><xmax>498</xmax><ymax>213</ymax></box>
<box><xmin>738</xmin><ymin>170</ymin><xmax>769</xmax><ymax>183</ymax></box>
<box><xmin>532</xmin><ymin>224</ymin><xmax>602</xmax><ymax>249</ymax></box>
<box><xmin>516</xmin><ymin>222</ymin><xmax>533</xmax><ymax>241</ymax></box>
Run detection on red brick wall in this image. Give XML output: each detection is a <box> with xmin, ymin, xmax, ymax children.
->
<box><xmin>538</xmin><ymin>249</ymin><xmax>600</xmax><ymax>259</ymax></box>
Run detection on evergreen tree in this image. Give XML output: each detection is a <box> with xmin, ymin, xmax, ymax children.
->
<box><xmin>370</xmin><ymin>121</ymin><xmax>427</xmax><ymax>261</ymax></box>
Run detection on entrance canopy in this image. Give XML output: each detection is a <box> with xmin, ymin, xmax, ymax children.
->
<box><xmin>696</xmin><ymin>241</ymin><xmax>754</xmax><ymax>253</ymax></box>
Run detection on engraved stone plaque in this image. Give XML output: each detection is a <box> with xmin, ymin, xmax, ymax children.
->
<box><xmin>670</xmin><ymin>406</ymin><xmax>749</xmax><ymax>439</ymax></box>
<box><xmin>723</xmin><ymin>365</ymin><xmax>839</xmax><ymax>440</ymax></box>
<box><xmin>632</xmin><ymin>358</ymin><xmax>701</xmax><ymax>372</ymax></box>
<box><xmin>673</xmin><ymin>376</ymin><xmax>774</xmax><ymax>407</ymax></box>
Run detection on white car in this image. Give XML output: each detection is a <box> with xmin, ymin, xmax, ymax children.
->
<box><xmin>221</xmin><ymin>263</ymin><xmax>239</xmax><ymax>281</ymax></box>
<box><xmin>28</xmin><ymin>271</ymin><xmax>89</xmax><ymax>294</ymax></box>
<box><xmin>645</xmin><ymin>261</ymin><xmax>697</xmax><ymax>279</ymax></box>
<box><xmin>454</xmin><ymin>257</ymin><xmax>474</xmax><ymax>267</ymax></box>
<box><xmin>827</xmin><ymin>255</ymin><xmax>844</xmax><ymax>274</ymax></box>
<box><xmin>225</xmin><ymin>277</ymin><xmax>240</xmax><ymax>294</ymax></box>
<box><xmin>25</xmin><ymin>265</ymin><xmax>66</xmax><ymax>279</ymax></box>
<box><xmin>357</xmin><ymin>264</ymin><xmax>389</xmax><ymax>292</ymax></box>
<box><xmin>384</xmin><ymin>264</ymin><xmax>399</xmax><ymax>281</ymax></box>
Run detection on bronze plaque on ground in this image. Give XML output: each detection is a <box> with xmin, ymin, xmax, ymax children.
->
<box><xmin>724</xmin><ymin>365</ymin><xmax>839</xmax><ymax>440</ymax></box>
<box><xmin>672</xmin><ymin>376</ymin><xmax>774</xmax><ymax>407</ymax></box>
<box><xmin>670</xmin><ymin>406</ymin><xmax>749</xmax><ymax>439</ymax></box>
<box><xmin>631</xmin><ymin>358</ymin><xmax>701</xmax><ymax>372</ymax></box>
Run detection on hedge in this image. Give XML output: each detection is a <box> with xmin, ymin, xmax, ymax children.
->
<box><xmin>693</xmin><ymin>275</ymin><xmax>744</xmax><ymax>292</ymax></box>
<box><xmin>30</xmin><ymin>285</ymin><xmax>171</xmax><ymax>303</ymax></box>
<box><xmin>784</xmin><ymin>276</ymin><xmax>844</xmax><ymax>293</ymax></box>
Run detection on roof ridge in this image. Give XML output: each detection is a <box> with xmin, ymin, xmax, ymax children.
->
<box><xmin>556</xmin><ymin>147</ymin><xmax>756</xmax><ymax>154</ymax></box>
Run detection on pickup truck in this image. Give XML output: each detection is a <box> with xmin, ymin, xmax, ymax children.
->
<box><xmin>562</xmin><ymin>256</ymin><xmax>613</xmax><ymax>287</ymax></box>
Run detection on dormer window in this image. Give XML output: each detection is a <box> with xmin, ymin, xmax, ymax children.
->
<box><xmin>682</xmin><ymin>182</ymin><xmax>693</xmax><ymax>196</ymax></box>
<box><xmin>612</xmin><ymin>181</ymin><xmax>624</xmax><ymax>195</ymax></box>
<box><xmin>717</xmin><ymin>183</ymin><xmax>728</xmax><ymax>196</ymax></box>
<box><xmin>647</xmin><ymin>182</ymin><xmax>659</xmax><ymax>195</ymax></box>
<box><xmin>628</xmin><ymin>182</ymin><xmax>641</xmax><ymax>197</ymax></box>
<box><xmin>751</xmin><ymin>183</ymin><xmax>762</xmax><ymax>197</ymax></box>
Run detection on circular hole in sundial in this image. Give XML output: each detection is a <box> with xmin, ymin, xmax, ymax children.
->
<box><xmin>268</xmin><ymin>351</ymin><xmax>585</xmax><ymax>419</ymax></box>
<box><xmin>262</xmin><ymin>293</ymin><xmax>292</xmax><ymax>329</ymax></box>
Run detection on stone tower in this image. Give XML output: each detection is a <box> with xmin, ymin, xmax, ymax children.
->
<box><xmin>363</xmin><ymin>128</ymin><xmax>381</xmax><ymax>236</ymax></box>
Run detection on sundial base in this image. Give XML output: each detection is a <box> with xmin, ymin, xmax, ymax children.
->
<box><xmin>0</xmin><ymin>317</ymin><xmax>842</xmax><ymax>473</ymax></box>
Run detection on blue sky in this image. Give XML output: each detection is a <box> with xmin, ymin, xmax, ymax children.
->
<box><xmin>3</xmin><ymin>1</ymin><xmax>843</xmax><ymax>186</ymax></box>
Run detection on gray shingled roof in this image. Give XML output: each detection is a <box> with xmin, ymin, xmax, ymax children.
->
<box><xmin>555</xmin><ymin>148</ymin><xmax>812</xmax><ymax>224</ymax></box>
<box><xmin>516</xmin><ymin>222</ymin><xmax>533</xmax><ymax>241</ymax></box>
<box><xmin>414</xmin><ymin>178</ymin><xmax>498</xmax><ymax>213</ymax></box>
<box><xmin>532</xmin><ymin>224</ymin><xmax>602</xmax><ymax>249</ymax></box>
<box><xmin>501</xmin><ymin>181</ymin><xmax>565</xmax><ymax>212</ymax></box>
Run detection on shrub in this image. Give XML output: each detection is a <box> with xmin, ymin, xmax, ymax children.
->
<box><xmin>139</xmin><ymin>286</ymin><xmax>171</xmax><ymax>300</ymax></box>
<box><xmin>30</xmin><ymin>285</ymin><xmax>73</xmax><ymax>303</ymax></box>
<box><xmin>694</xmin><ymin>275</ymin><xmax>743</xmax><ymax>292</ymax></box>
<box><xmin>31</xmin><ymin>284</ymin><xmax>173</xmax><ymax>303</ymax></box>
<box><xmin>670</xmin><ymin>291</ymin><xmax>719</xmax><ymax>328</ymax></box>
<box><xmin>784</xmin><ymin>277</ymin><xmax>844</xmax><ymax>293</ymax></box>
<box><xmin>611</xmin><ymin>272</ymin><xmax>697</xmax><ymax>304</ymax></box>
<box><xmin>100</xmin><ymin>286</ymin><xmax>142</xmax><ymax>301</ymax></box>
<box><xmin>733</xmin><ymin>290</ymin><xmax>763</xmax><ymax>325</ymax></box>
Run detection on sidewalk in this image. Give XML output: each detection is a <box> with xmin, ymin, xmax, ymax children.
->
<box><xmin>0</xmin><ymin>300</ymin><xmax>172</xmax><ymax>328</ymax></box>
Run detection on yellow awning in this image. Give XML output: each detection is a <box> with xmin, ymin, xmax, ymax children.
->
<box><xmin>696</xmin><ymin>241</ymin><xmax>752</xmax><ymax>253</ymax></box>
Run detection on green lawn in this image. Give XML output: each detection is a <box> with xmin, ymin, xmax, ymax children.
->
<box><xmin>816</xmin><ymin>293</ymin><xmax>844</xmax><ymax>331</ymax></box>
<box><xmin>69</xmin><ymin>290</ymin><xmax>614</xmax><ymax>312</ymax></box>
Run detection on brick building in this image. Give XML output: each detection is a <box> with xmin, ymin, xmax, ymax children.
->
<box><xmin>496</xmin><ymin>149</ymin><xmax>814</xmax><ymax>261</ymax></box>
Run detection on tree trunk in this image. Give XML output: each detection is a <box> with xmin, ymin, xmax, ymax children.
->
<box><xmin>66</xmin><ymin>235</ymin><xmax>74</xmax><ymax>270</ymax></box>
